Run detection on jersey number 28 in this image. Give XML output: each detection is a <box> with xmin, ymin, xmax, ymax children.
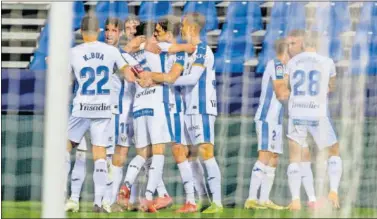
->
<box><xmin>80</xmin><ymin>66</ymin><xmax>110</xmax><ymax>95</ymax></box>
<box><xmin>293</xmin><ymin>70</ymin><xmax>320</xmax><ymax>96</ymax></box>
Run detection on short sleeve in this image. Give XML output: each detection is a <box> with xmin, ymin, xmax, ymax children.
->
<box><xmin>114</xmin><ymin>48</ymin><xmax>128</xmax><ymax>70</ymax></box>
<box><xmin>174</xmin><ymin>52</ymin><xmax>185</xmax><ymax>67</ymax></box>
<box><xmin>272</xmin><ymin>59</ymin><xmax>285</xmax><ymax>80</ymax></box>
<box><xmin>329</xmin><ymin>59</ymin><xmax>336</xmax><ymax>77</ymax></box>
<box><xmin>159</xmin><ymin>42</ymin><xmax>172</xmax><ymax>52</ymax></box>
<box><xmin>192</xmin><ymin>43</ymin><xmax>207</xmax><ymax>67</ymax></box>
<box><xmin>121</xmin><ymin>52</ymin><xmax>139</xmax><ymax>66</ymax></box>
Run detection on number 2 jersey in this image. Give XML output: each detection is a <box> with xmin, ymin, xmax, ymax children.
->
<box><xmin>286</xmin><ymin>52</ymin><xmax>336</xmax><ymax>118</ymax></box>
<box><xmin>70</xmin><ymin>41</ymin><xmax>127</xmax><ymax>118</ymax></box>
<box><xmin>254</xmin><ymin>59</ymin><xmax>285</xmax><ymax>124</ymax></box>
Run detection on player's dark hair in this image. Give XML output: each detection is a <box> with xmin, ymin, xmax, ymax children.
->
<box><xmin>105</xmin><ymin>17</ymin><xmax>123</xmax><ymax>31</ymax></box>
<box><xmin>288</xmin><ymin>29</ymin><xmax>306</xmax><ymax>38</ymax></box>
<box><xmin>183</xmin><ymin>12</ymin><xmax>206</xmax><ymax>31</ymax></box>
<box><xmin>135</xmin><ymin>21</ymin><xmax>156</xmax><ymax>38</ymax></box>
<box><xmin>158</xmin><ymin>15</ymin><xmax>181</xmax><ymax>38</ymax></box>
<box><xmin>274</xmin><ymin>38</ymin><xmax>288</xmax><ymax>56</ymax></box>
<box><xmin>81</xmin><ymin>14</ymin><xmax>99</xmax><ymax>33</ymax></box>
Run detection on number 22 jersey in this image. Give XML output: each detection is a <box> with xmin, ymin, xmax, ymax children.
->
<box><xmin>70</xmin><ymin>41</ymin><xmax>127</xmax><ymax>118</ymax></box>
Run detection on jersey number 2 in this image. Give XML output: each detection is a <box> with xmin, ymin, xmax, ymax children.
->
<box><xmin>80</xmin><ymin>66</ymin><xmax>110</xmax><ymax>95</ymax></box>
<box><xmin>293</xmin><ymin>70</ymin><xmax>320</xmax><ymax>96</ymax></box>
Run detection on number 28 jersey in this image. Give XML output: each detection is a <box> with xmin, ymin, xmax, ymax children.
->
<box><xmin>70</xmin><ymin>41</ymin><xmax>127</xmax><ymax>118</ymax></box>
<box><xmin>286</xmin><ymin>52</ymin><xmax>336</xmax><ymax>118</ymax></box>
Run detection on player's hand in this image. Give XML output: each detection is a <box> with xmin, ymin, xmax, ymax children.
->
<box><xmin>125</xmin><ymin>66</ymin><xmax>136</xmax><ymax>83</ymax></box>
<box><xmin>184</xmin><ymin>44</ymin><xmax>196</xmax><ymax>53</ymax></box>
<box><xmin>137</xmin><ymin>78</ymin><xmax>153</xmax><ymax>88</ymax></box>
<box><xmin>125</xmin><ymin>36</ymin><xmax>146</xmax><ymax>52</ymax></box>
<box><xmin>145</xmin><ymin>39</ymin><xmax>161</xmax><ymax>54</ymax></box>
<box><xmin>138</xmin><ymin>71</ymin><xmax>152</xmax><ymax>80</ymax></box>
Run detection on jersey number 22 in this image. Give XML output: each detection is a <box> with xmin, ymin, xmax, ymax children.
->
<box><xmin>80</xmin><ymin>66</ymin><xmax>110</xmax><ymax>95</ymax></box>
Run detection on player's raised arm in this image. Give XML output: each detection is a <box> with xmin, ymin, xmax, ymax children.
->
<box><xmin>173</xmin><ymin>45</ymin><xmax>207</xmax><ymax>86</ymax></box>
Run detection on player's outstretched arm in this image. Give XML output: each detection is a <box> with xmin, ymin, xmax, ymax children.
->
<box><xmin>173</xmin><ymin>65</ymin><xmax>205</xmax><ymax>86</ymax></box>
<box><xmin>122</xmin><ymin>65</ymin><xmax>136</xmax><ymax>83</ymax></box>
<box><xmin>141</xmin><ymin>63</ymin><xmax>184</xmax><ymax>84</ymax></box>
<box><xmin>167</xmin><ymin>44</ymin><xmax>195</xmax><ymax>54</ymax></box>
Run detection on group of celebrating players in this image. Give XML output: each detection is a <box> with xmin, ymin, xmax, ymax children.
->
<box><xmin>63</xmin><ymin>11</ymin><xmax>342</xmax><ymax>214</ymax></box>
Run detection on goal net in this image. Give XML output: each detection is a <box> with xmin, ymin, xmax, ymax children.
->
<box><xmin>1</xmin><ymin>1</ymin><xmax>376</xmax><ymax>218</ymax></box>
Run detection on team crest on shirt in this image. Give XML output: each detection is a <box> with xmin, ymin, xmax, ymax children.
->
<box><xmin>120</xmin><ymin>134</ymin><xmax>127</xmax><ymax>142</ymax></box>
<box><xmin>275</xmin><ymin>65</ymin><xmax>284</xmax><ymax>77</ymax></box>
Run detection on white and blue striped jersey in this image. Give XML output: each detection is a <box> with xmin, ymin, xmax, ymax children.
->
<box><xmin>111</xmin><ymin>48</ymin><xmax>138</xmax><ymax>115</ymax></box>
<box><xmin>132</xmin><ymin>43</ymin><xmax>172</xmax><ymax>111</ymax></box>
<box><xmin>286</xmin><ymin>52</ymin><xmax>336</xmax><ymax>118</ymax></box>
<box><xmin>166</xmin><ymin>51</ymin><xmax>187</xmax><ymax>114</ymax></box>
<box><xmin>70</xmin><ymin>41</ymin><xmax>127</xmax><ymax>118</ymax></box>
<box><xmin>254</xmin><ymin>59</ymin><xmax>285</xmax><ymax>124</ymax></box>
<box><xmin>181</xmin><ymin>42</ymin><xmax>217</xmax><ymax>116</ymax></box>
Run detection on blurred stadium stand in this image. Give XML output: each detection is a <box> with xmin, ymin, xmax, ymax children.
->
<box><xmin>1</xmin><ymin>1</ymin><xmax>374</xmax><ymax>74</ymax></box>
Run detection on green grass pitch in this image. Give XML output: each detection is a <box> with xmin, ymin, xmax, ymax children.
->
<box><xmin>2</xmin><ymin>201</ymin><xmax>377</xmax><ymax>218</ymax></box>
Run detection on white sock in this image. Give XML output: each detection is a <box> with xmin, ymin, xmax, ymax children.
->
<box><xmin>103</xmin><ymin>156</ymin><xmax>113</xmax><ymax>204</ymax></box>
<box><xmin>70</xmin><ymin>150</ymin><xmax>86</xmax><ymax>202</ymax></box>
<box><xmin>93</xmin><ymin>159</ymin><xmax>108</xmax><ymax>207</ymax></box>
<box><xmin>145</xmin><ymin>155</ymin><xmax>165</xmax><ymax>201</ymax></box>
<box><xmin>248</xmin><ymin>160</ymin><xmax>266</xmax><ymax>200</ymax></box>
<box><xmin>156</xmin><ymin>179</ymin><xmax>168</xmax><ymax>198</ymax></box>
<box><xmin>327</xmin><ymin>156</ymin><xmax>342</xmax><ymax>194</ymax></box>
<box><xmin>129</xmin><ymin>175</ymin><xmax>140</xmax><ymax>204</ymax></box>
<box><xmin>178</xmin><ymin>160</ymin><xmax>196</xmax><ymax>204</ymax></box>
<box><xmin>124</xmin><ymin>155</ymin><xmax>146</xmax><ymax>188</ymax></box>
<box><xmin>111</xmin><ymin>165</ymin><xmax>123</xmax><ymax>204</ymax></box>
<box><xmin>287</xmin><ymin>163</ymin><xmax>301</xmax><ymax>201</ymax></box>
<box><xmin>189</xmin><ymin>158</ymin><xmax>208</xmax><ymax>201</ymax></box>
<box><xmin>204</xmin><ymin>157</ymin><xmax>222</xmax><ymax>206</ymax></box>
<box><xmin>301</xmin><ymin>162</ymin><xmax>316</xmax><ymax>202</ymax></box>
<box><xmin>260</xmin><ymin>165</ymin><xmax>275</xmax><ymax>203</ymax></box>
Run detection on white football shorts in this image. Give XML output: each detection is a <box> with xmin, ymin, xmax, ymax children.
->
<box><xmin>287</xmin><ymin>116</ymin><xmax>338</xmax><ymax>150</ymax></box>
<box><xmin>113</xmin><ymin>111</ymin><xmax>134</xmax><ymax>147</ymax></box>
<box><xmin>133</xmin><ymin>104</ymin><xmax>173</xmax><ymax>148</ymax></box>
<box><xmin>184</xmin><ymin>114</ymin><xmax>216</xmax><ymax>146</ymax></box>
<box><xmin>68</xmin><ymin>116</ymin><xmax>112</xmax><ymax>147</ymax></box>
<box><xmin>255</xmin><ymin>121</ymin><xmax>283</xmax><ymax>154</ymax></box>
<box><xmin>170</xmin><ymin>112</ymin><xmax>189</xmax><ymax>145</ymax></box>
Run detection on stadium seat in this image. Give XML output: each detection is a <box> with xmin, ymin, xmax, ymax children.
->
<box><xmin>355</xmin><ymin>2</ymin><xmax>377</xmax><ymax>35</ymax></box>
<box><xmin>138</xmin><ymin>1</ymin><xmax>172</xmax><ymax>22</ymax></box>
<box><xmin>312</xmin><ymin>2</ymin><xmax>351</xmax><ymax>37</ymax></box>
<box><xmin>215</xmin><ymin>23</ymin><xmax>255</xmax><ymax>73</ymax></box>
<box><xmin>29</xmin><ymin>51</ymin><xmax>47</xmax><ymax>71</ymax></box>
<box><xmin>351</xmin><ymin>33</ymin><xmax>377</xmax><ymax>74</ymax></box>
<box><xmin>73</xmin><ymin>1</ymin><xmax>85</xmax><ymax>31</ymax></box>
<box><xmin>268</xmin><ymin>2</ymin><xmax>306</xmax><ymax>36</ymax></box>
<box><xmin>183</xmin><ymin>1</ymin><xmax>219</xmax><ymax>32</ymax></box>
<box><xmin>224</xmin><ymin>1</ymin><xmax>263</xmax><ymax>33</ymax></box>
<box><xmin>95</xmin><ymin>1</ymin><xmax>129</xmax><ymax>29</ymax></box>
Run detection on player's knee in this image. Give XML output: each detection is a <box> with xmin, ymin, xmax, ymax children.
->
<box><xmin>328</xmin><ymin>142</ymin><xmax>339</xmax><ymax>157</ymax></box>
<box><xmin>172</xmin><ymin>144</ymin><xmax>188</xmax><ymax>163</ymax></box>
<box><xmin>152</xmin><ymin>144</ymin><xmax>165</xmax><ymax>155</ymax></box>
<box><xmin>199</xmin><ymin>143</ymin><xmax>214</xmax><ymax>160</ymax></box>
<box><xmin>302</xmin><ymin>147</ymin><xmax>311</xmax><ymax>162</ymax></box>
<box><xmin>258</xmin><ymin>151</ymin><xmax>272</xmax><ymax>165</ymax></box>
<box><xmin>288</xmin><ymin>140</ymin><xmax>302</xmax><ymax>163</ymax></box>
<box><xmin>269</xmin><ymin>153</ymin><xmax>279</xmax><ymax>167</ymax></box>
<box><xmin>112</xmin><ymin>147</ymin><xmax>128</xmax><ymax>167</ymax></box>
<box><xmin>92</xmin><ymin>145</ymin><xmax>107</xmax><ymax>161</ymax></box>
<box><xmin>136</xmin><ymin>147</ymin><xmax>148</xmax><ymax>159</ymax></box>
